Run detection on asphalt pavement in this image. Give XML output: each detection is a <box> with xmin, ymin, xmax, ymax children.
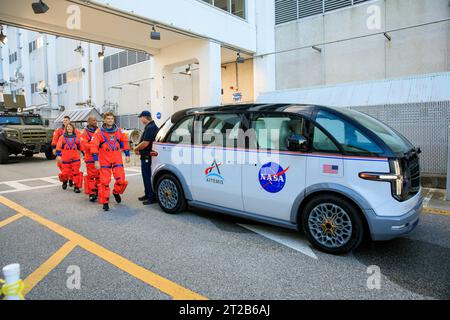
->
<box><xmin>0</xmin><ymin>154</ymin><xmax>449</xmax><ymax>300</ymax></box>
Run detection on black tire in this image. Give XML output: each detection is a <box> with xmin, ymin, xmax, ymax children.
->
<box><xmin>156</xmin><ymin>173</ymin><xmax>186</xmax><ymax>214</ymax></box>
<box><xmin>45</xmin><ymin>146</ymin><xmax>56</xmax><ymax>160</ymax></box>
<box><xmin>301</xmin><ymin>194</ymin><xmax>364</xmax><ymax>255</ymax></box>
<box><xmin>24</xmin><ymin>151</ymin><xmax>34</xmax><ymax>158</ymax></box>
<box><xmin>0</xmin><ymin>143</ymin><xmax>9</xmax><ymax>164</ymax></box>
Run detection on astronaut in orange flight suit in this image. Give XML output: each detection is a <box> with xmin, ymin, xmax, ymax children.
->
<box><xmin>80</xmin><ymin>116</ymin><xmax>100</xmax><ymax>203</ymax></box>
<box><xmin>56</xmin><ymin>123</ymin><xmax>83</xmax><ymax>194</ymax></box>
<box><xmin>91</xmin><ymin>112</ymin><xmax>131</xmax><ymax>211</ymax></box>
<box><xmin>52</xmin><ymin>116</ymin><xmax>79</xmax><ymax>187</ymax></box>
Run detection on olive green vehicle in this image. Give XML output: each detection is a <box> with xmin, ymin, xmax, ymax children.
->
<box><xmin>0</xmin><ymin>95</ymin><xmax>55</xmax><ymax>164</ymax></box>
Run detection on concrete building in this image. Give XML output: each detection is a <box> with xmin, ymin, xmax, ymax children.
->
<box><xmin>0</xmin><ymin>0</ymin><xmax>449</xmax><ymax>175</ymax></box>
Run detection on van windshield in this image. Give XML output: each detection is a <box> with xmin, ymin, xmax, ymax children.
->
<box><xmin>337</xmin><ymin>109</ymin><xmax>414</xmax><ymax>154</ymax></box>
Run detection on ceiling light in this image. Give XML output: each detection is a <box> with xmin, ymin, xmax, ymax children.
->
<box><xmin>32</xmin><ymin>1</ymin><xmax>49</xmax><ymax>14</ymax></box>
<box><xmin>98</xmin><ymin>45</ymin><xmax>105</xmax><ymax>60</ymax></box>
<box><xmin>0</xmin><ymin>27</ymin><xmax>7</xmax><ymax>45</ymax></box>
<box><xmin>150</xmin><ymin>26</ymin><xmax>161</xmax><ymax>41</ymax></box>
<box><xmin>236</xmin><ymin>52</ymin><xmax>245</xmax><ymax>64</ymax></box>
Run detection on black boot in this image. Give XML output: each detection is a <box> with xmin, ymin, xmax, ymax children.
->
<box><xmin>103</xmin><ymin>203</ymin><xmax>110</xmax><ymax>211</ymax></box>
<box><xmin>69</xmin><ymin>180</ymin><xmax>74</xmax><ymax>187</ymax></box>
<box><xmin>138</xmin><ymin>196</ymin><xmax>147</xmax><ymax>202</ymax></box>
<box><xmin>113</xmin><ymin>193</ymin><xmax>122</xmax><ymax>204</ymax></box>
<box><xmin>89</xmin><ymin>194</ymin><xmax>97</xmax><ymax>202</ymax></box>
<box><xmin>62</xmin><ymin>182</ymin><xmax>68</xmax><ymax>190</ymax></box>
<box><xmin>74</xmin><ymin>187</ymin><xmax>81</xmax><ymax>194</ymax></box>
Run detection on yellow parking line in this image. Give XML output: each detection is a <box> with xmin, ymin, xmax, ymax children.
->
<box><xmin>0</xmin><ymin>213</ymin><xmax>23</xmax><ymax>229</ymax></box>
<box><xmin>0</xmin><ymin>195</ymin><xmax>206</xmax><ymax>300</ymax></box>
<box><xmin>423</xmin><ymin>207</ymin><xmax>450</xmax><ymax>217</ymax></box>
<box><xmin>23</xmin><ymin>241</ymin><xmax>77</xmax><ymax>296</ymax></box>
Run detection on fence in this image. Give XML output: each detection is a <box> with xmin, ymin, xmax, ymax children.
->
<box><xmin>349</xmin><ymin>101</ymin><xmax>450</xmax><ymax>175</ymax></box>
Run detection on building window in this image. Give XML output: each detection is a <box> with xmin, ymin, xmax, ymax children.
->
<box><xmin>201</xmin><ymin>0</ymin><xmax>246</xmax><ymax>19</ymax></box>
<box><xmin>275</xmin><ymin>0</ymin><xmax>370</xmax><ymax>25</ymax></box>
<box><xmin>127</xmin><ymin>51</ymin><xmax>137</xmax><ymax>65</ymax></box>
<box><xmin>57</xmin><ymin>73</ymin><xmax>67</xmax><ymax>86</ymax></box>
<box><xmin>31</xmin><ymin>83</ymin><xmax>38</xmax><ymax>94</ymax></box>
<box><xmin>9</xmin><ymin>52</ymin><xmax>18</xmax><ymax>64</ymax></box>
<box><xmin>103</xmin><ymin>56</ymin><xmax>111</xmax><ymax>73</ymax></box>
<box><xmin>28</xmin><ymin>37</ymin><xmax>43</xmax><ymax>54</ymax></box>
<box><xmin>111</xmin><ymin>53</ymin><xmax>119</xmax><ymax>71</ymax></box>
<box><xmin>103</xmin><ymin>50</ymin><xmax>150</xmax><ymax>73</ymax></box>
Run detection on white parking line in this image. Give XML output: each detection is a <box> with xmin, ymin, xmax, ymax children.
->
<box><xmin>0</xmin><ymin>173</ymin><xmax>142</xmax><ymax>195</ymax></box>
<box><xmin>238</xmin><ymin>224</ymin><xmax>318</xmax><ymax>260</ymax></box>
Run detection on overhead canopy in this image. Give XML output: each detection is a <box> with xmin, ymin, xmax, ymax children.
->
<box><xmin>0</xmin><ymin>0</ymin><xmax>253</xmax><ymax>62</ymax></box>
<box><xmin>54</xmin><ymin>108</ymin><xmax>101</xmax><ymax>124</ymax></box>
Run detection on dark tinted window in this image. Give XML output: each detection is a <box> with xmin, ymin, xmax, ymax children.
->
<box><xmin>199</xmin><ymin>114</ymin><xmax>242</xmax><ymax>148</ymax></box>
<box><xmin>23</xmin><ymin>116</ymin><xmax>43</xmax><ymax>126</ymax></box>
<box><xmin>166</xmin><ymin>116</ymin><xmax>194</xmax><ymax>144</ymax></box>
<box><xmin>250</xmin><ymin>114</ymin><xmax>308</xmax><ymax>151</ymax></box>
<box><xmin>0</xmin><ymin>116</ymin><xmax>21</xmax><ymax>125</ymax></box>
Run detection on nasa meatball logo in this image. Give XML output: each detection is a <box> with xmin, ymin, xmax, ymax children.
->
<box><xmin>259</xmin><ymin>162</ymin><xmax>289</xmax><ymax>193</ymax></box>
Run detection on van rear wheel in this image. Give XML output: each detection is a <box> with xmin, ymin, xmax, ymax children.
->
<box><xmin>301</xmin><ymin>195</ymin><xmax>364</xmax><ymax>255</ymax></box>
<box><xmin>156</xmin><ymin>174</ymin><xmax>186</xmax><ymax>214</ymax></box>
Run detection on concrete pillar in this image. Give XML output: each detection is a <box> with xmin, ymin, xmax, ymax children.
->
<box><xmin>253</xmin><ymin>0</ymin><xmax>276</xmax><ymax>99</ymax></box>
<box><xmin>150</xmin><ymin>39</ymin><xmax>222</xmax><ymax>126</ymax></box>
<box><xmin>89</xmin><ymin>43</ymin><xmax>105</xmax><ymax>110</ymax></box>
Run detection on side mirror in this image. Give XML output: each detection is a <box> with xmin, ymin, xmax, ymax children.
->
<box><xmin>288</xmin><ymin>134</ymin><xmax>309</xmax><ymax>152</ymax></box>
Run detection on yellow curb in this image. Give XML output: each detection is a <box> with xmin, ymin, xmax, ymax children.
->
<box><xmin>423</xmin><ymin>207</ymin><xmax>450</xmax><ymax>217</ymax></box>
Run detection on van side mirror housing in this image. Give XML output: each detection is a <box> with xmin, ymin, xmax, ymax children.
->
<box><xmin>288</xmin><ymin>134</ymin><xmax>309</xmax><ymax>152</ymax></box>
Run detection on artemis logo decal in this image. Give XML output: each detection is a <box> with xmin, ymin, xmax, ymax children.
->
<box><xmin>205</xmin><ymin>160</ymin><xmax>224</xmax><ymax>185</ymax></box>
<box><xmin>259</xmin><ymin>162</ymin><xmax>289</xmax><ymax>193</ymax></box>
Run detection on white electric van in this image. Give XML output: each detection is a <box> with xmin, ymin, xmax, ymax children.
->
<box><xmin>151</xmin><ymin>104</ymin><xmax>422</xmax><ymax>254</ymax></box>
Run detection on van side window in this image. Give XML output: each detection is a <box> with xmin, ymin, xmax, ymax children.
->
<box><xmin>312</xmin><ymin>126</ymin><xmax>340</xmax><ymax>152</ymax></box>
<box><xmin>166</xmin><ymin>116</ymin><xmax>194</xmax><ymax>144</ymax></box>
<box><xmin>200</xmin><ymin>114</ymin><xmax>241</xmax><ymax>148</ymax></box>
<box><xmin>251</xmin><ymin>114</ymin><xmax>308</xmax><ymax>151</ymax></box>
<box><xmin>315</xmin><ymin>111</ymin><xmax>383</xmax><ymax>155</ymax></box>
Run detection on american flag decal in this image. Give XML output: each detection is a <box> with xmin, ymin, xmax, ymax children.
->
<box><xmin>323</xmin><ymin>164</ymin><xmax>339</xmax><ymax>174</ymax></box>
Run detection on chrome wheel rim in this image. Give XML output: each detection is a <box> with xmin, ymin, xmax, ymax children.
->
<box><xmin>308</xmin><ymin>203</ymin><xmax>353</xmax><ymax>249</ymax></box>
<box><xmin>158</xmin><ymin>179</ymin><xmax>179</xmax><ymax>210</ymax></box>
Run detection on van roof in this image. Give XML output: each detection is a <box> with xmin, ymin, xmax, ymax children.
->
<box><xmin>174</xmin><ymin>104</ymin><xmax>338</xmax><ymax>121</ymax></box>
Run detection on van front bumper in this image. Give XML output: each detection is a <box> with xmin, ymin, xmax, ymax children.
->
<box><xmin>366</xmin><ymin>196</ymin><xmax>423</xmax><ymax>241</ymax></box>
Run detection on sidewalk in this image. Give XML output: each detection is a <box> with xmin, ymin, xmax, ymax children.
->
<box><xmin>423</xmin><ymin>188</ymin><xmax>450</xmax><ymax>217</ymax></box>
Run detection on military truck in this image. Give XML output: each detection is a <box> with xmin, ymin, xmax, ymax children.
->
<box><xmin>0</xmin><ymin>94</ymin><xmax>55</xmax><ymax>164</ymax></box>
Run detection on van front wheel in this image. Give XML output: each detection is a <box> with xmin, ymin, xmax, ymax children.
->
<box><xmin>301</xmin><ymin>195</ymin><xmax>364</xmax><ymax>255</ymax></box>
<box><xmin>156</xmin><ymin>174</ymin><xmax>186</xmax><ymax>214</ymax></box>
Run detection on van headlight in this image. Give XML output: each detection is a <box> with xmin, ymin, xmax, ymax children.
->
<box><xmin>359</xmin><ymin>159</ymin><xmax>404</xmax><ymax>201</ymax></box>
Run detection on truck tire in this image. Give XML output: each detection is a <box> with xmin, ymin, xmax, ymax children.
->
<box><xmin>0</xmin><ymin>143</ymin><xmax>9</xmax><ymax>164</ymax></box>
<box><xmin>45</xmin><ymin>146</ymin><xmax>56</xmax><ymax>160</ymax></box>
<box><xmin>156</xmin><ymin>173</ymin><xmax>187</xmax><ymax>214</ymax></box>
<box><xmin>301</xmin><ymin>194</ymin><xmax>364</xmax><ymax>255</ymax></box>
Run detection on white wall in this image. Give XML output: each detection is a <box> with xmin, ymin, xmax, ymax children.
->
<box><xmin>103</xmin><ymin>59</ymin><xmax>152</xmax><ymax>115</ymax></box>
<box><xmin>274</xmin><ymin>0</ymin><xmax>450</xmax><ymax>90</ymax></box>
